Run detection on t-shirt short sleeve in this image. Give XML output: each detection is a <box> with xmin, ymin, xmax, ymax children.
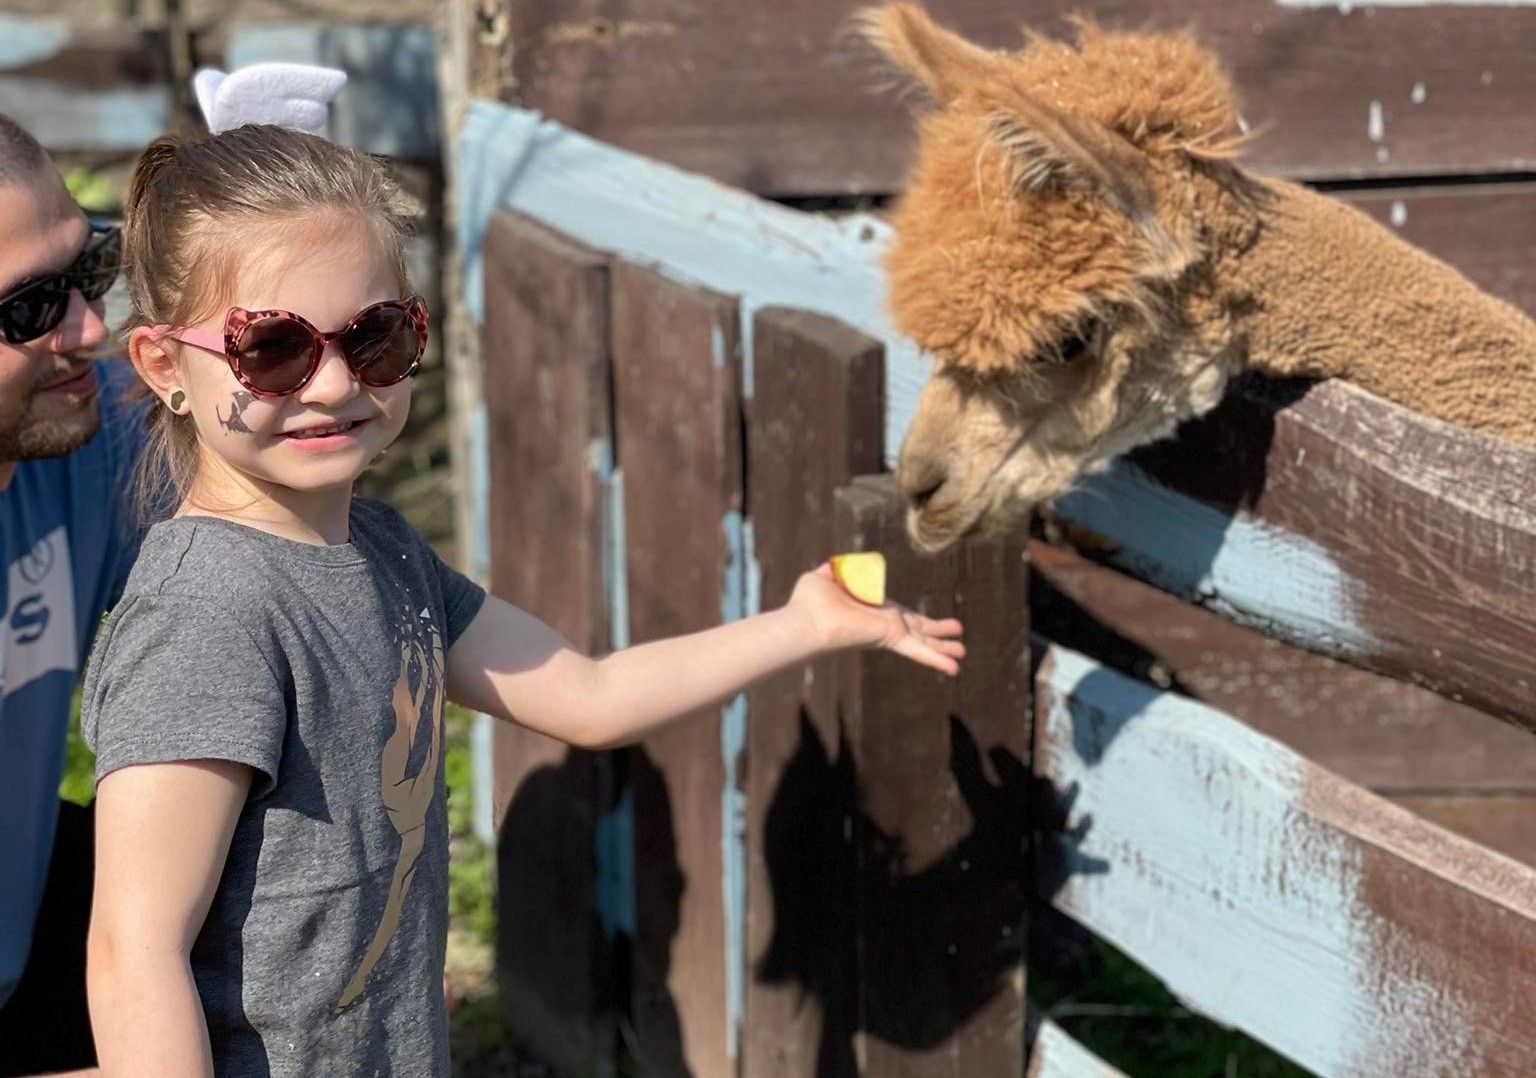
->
<box><xmin>81</xmin><ymin>594</ymin><xmax>288</xmax><ymax>796</ymax></box>
<box><xmin>429</xmin><ymin>547</ymin><xmax>486</xmax><ymax>648</ymax></box>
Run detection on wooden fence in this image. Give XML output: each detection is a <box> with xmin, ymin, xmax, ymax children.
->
<box><xmin>479</xmin><ymin>204</ymin><xmax>1536</xmax><ymax>1077</ymax></box>
<box><xmin>456</xmin><ymin>1</ymin><xmax>1536</xmax><ymax>1074</ymax></box>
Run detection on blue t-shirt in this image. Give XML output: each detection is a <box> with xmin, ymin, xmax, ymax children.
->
<box><xmin>0</xmin><ymin>362</ymin><xmax>144</xmax><ymax>1008</ymax></box>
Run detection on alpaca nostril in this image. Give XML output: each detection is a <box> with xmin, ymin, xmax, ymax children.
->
<box><xmin>900</xmin><ymin>460</ymin><xmax>949</xmax><ymax>511</ymax></box>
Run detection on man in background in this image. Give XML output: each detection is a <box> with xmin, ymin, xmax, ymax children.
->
<box><xmin>0</xmin><ymin>111</ymin><xmax>145</xmax><ymax>1077</ymax></box>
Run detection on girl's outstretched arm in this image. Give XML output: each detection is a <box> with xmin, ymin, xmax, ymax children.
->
<box><xmin>88</xmin><ymin>759</ymin><xmax>252</xmax><ymax>1078</ymax></box>
<box><xmin>447</xmin><ymin>563</ymin><xmax>965</xmax><ymax>749</ymax></box>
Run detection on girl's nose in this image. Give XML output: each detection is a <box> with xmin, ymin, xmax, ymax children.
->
<box><xmin>294</xmin><ymin>342</ymin><xmax>360</xmax><ymax>406</ymax></box>
<box><xmin>50</xmin><ymin>289</ymin><xmax>109</xmax><ymax>354</ymax></box>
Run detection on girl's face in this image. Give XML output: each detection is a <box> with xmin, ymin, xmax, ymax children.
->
<box><xmin>174</xmin><ymin>217</ymin><xmax>413</xmax><ymax>500</ymax></box>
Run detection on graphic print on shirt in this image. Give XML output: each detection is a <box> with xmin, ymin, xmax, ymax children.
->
<box><xmin>338</xmin><ymin>607</ymin><xmax>445</xmax><ymax>1010</ymax></box>
<box><xmin>4</xmin><ymin>526</ymin><xmax>78</xmax><ymax>695</ymax></box>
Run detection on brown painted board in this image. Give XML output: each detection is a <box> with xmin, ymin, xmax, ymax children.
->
<box><xmin>1052</xmin><ymin>374</ymin><xmax>1536</xmax><ymax>733</ymax></box>
<box><xmin>505</xmin><ymin>0</ymin><xmax>1536</xmax><ymax>197</ymax></box>
<box><xmin>1394</xmin><ymin>795</ymin><xmax>1536</xmax><ymax>871</ymax></box>
<box><xmin>481</xmin><ymin>211</ymin><xmax>616</xmax><ymax>1073</ymax></box>
<box><xmin>742</xmin><ymin>309</ymin><xmax>885</xmax><ymax>1078</ymax></box>
<box><xmin>1035</xmin><ymin>642</ymin><xmax>1536</xmax><ymax>1078</ymax></box>
<box><xmin>828</xmin><ymin>476</ymin><xmax>1030</xmax><ymax>1078</ymax></box>
<box><xmin>0</xmin><ymin>21</ymin><xmax>171</xmax><ymax>152</ymax></box>
<box><xmin>611</xmin><ymin>262</ymin><xmax>742</xmax><ymax>1078</ymax></box>
<box><xmin>1338</xmin><ymin>184</ymin><xmax>1536</xmax><ymax>319</ymax></box>
<box><xmin>1029</xmin><ymin>539</ymin><xmax>1536</xmax><ymax>865</ymax></box>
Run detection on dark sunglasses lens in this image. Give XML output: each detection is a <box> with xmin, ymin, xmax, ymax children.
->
<box><xmin>342</xmin><ymin>305</ymin><xmax>420</xmax><ymax>386</ymax></box>
<box><xmin>234</xmin><ymin>316</ymin><xmax>317</xmax><ymax>393</ymax></box>
<box><xmin>2</xmin><ymin>280</ymin><xmax>70</xmax><ymax>344</ymax></box>
<box><xmin>76</xmin><ymin>237</ymin><xmax>122</xmax><ymax>302</ymax></box>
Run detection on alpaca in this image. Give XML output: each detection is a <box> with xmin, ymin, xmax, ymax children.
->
<box><xmin>862</xmin><ymin>3</ymin><xmax>1536</xmax><ymax>552</ymax></box>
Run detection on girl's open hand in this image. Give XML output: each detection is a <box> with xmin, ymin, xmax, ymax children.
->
<box><xmin>788</xmin><ymin>563</ymin><xmax>966</xmax><ymax>676</ymax></box>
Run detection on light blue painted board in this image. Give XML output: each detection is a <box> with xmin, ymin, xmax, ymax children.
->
<box><xmin>1054</xmin><ymin>460</ymin><xmax>1374</xmax><ymax>657</ymax></box>
<box><xmin>1035</xmin><ymin>644</ymin><xmax>1536</xmax><ymax>1078</ymax></box>
<box><xmin>1028</xmin><ymin>1018</ymin><xmax>1129</xmax><ymax>1078</ymax></box>
<box><xmin>0</xmin><ymin>18</ymin><xmax>169</xmax><ymax>151</ymax></box>
<box><xmin>227</xmin><ymin>23</ymin><xmax>440</xmax><ymax>159</ymax></box>
<box><xmin>456</xmin><ymin>101</ymin><xmax>926</xmax><ymax>463</ymax></box>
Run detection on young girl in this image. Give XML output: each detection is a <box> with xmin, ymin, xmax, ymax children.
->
<box><xmin>81</xmin><ymin>122</ymin><xmax>964</xmax><ymax>1076</ymax></box>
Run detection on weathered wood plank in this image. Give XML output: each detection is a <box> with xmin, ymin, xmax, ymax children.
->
<box><xmin>1031</xmin><ymin>539</ymin><xmax>1536</xmax><ymax>865</ymax></box>
<box><xmin>1053</xmin><ymin>374</ymin><xmax>1536</xmax><ymax>732</ymax></box>
<box><xmin>1035</xmin><ymin>643</ymin><xmax>1536</xmax><ymax>1078</ymax></box>
<box><xmin>742</xmin><ymin>309</ymin><xmax>885</xmax><ymax>1078</ymax></box>
<box><xmin>1026</xmin><ymin>1014</ymin><xmax>1129</xmax><ymax>1078</ymax></box>
<box><xmin>1339</xmin><ymin>184</ymin><xmax>1536</xmax><ymax>318</ymax></box>
<box><xmin>504</xmin><ymin>0</ymin><xmax>1536</xmax><ymax>196</ymax></box>
<box><xmin>611</xmin><ymin>262</ymin><xmax>741</xmax><ymax>1078</ymax></box>
<box><xmin>0</xmin><ymin>16</ymin><xmax>170</xmax><ymax>151</ymax></box>
<box><xmin>481</xmin><ymin>211</ymin><xmax>617</xmax><ymax>1073</ymax></box>
<box><xmin>822</xmin><ymin>476</ymin><xmax>1030</xmax><ymax>1077</ymax></box>
<box><xmin>1395</xmin><ymin>794</ymin><xmax>1536</xmax><ymax>871</ymax></box>
<box><xmin>1029</xmin><ymin>540</ymin><xmax>1536</xmax><ymax>793</ymax></box>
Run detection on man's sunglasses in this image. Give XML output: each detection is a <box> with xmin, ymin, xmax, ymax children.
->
<box><xmin>0</xmin><ymin>221</ymin><xmax>122</xmax><ymax>345</ymax></box>
<box><xmin>156</xmin><ymin>295</ymin><xmax>429</xmax><ymax>398</ymax></box>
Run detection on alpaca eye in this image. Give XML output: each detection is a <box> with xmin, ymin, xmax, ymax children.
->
<box><xmin>1048</xmin><ymin>330</ymin><xmax>1092</xmax><ymax>365</ymax></box>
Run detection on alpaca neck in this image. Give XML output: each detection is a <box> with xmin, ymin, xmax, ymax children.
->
<box><xmin>1204</xmin><ymin>177</ymin><xmax>1536</xmax><ymax>447</ymax></box>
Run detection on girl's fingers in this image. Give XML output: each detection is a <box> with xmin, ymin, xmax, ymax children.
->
<box><xmin>893</xmin><ymin>635</ymin><xmax>961</xmax><ymax>677</ymax></box>
<box><xmin>903</xmin><ymin>612</ymin><xmax>963</xmax><ymax>639</ymax></box>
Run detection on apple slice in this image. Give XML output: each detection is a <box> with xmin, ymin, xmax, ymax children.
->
<box><xmin>830</xmin><ymin>551</ymin><xmax>886</xmax><ymax>606</ymax></box>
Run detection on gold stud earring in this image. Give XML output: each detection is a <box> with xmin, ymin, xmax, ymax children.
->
<box><xmin>168</xmin><ymin>389</ymin><xmax>186</xmax><ymax>413</ymax></box>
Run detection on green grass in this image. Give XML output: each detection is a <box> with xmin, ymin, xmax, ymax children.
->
<box><xmin>1029</xmin><ymin>924</ymin><xmax>1314</xmax><ymax>1078</ymax></box>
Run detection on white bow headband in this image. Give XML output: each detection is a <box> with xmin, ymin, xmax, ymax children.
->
<box><xmin>192</xmin><ymin>62</ymin><xmax>347</xmax><ymax>137</ymax></box>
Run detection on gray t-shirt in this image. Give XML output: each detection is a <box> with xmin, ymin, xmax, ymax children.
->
<box><xmin>81</xmin><ymin>499</ymin><xmax>486</xmax><ymax>1077</ymax></box>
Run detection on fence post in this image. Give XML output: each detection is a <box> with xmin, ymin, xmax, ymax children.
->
<box><xmin>481</xmin><ymin>210</ymin><xmax>616</xmax><ymax>1075</ymax></box>
<box><xmin>610</xmin><ymin>263</ymin><xmax>743</xmax><ymax>1078</ymax></box>
<box><xmin>828</xmin><ymin>477</ymin><xmax>1031</xmax><ymax>1077</ymax></box>
<box><xmin>743</xmin><ymin>308</ymin><xmax>885</xmax><ymax>1076</ymax></box>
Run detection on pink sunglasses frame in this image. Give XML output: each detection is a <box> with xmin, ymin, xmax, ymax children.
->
<box><xmin>154</xmin><ymin>294</ymin><xmax>429</xmax><ymax>399</ymax></box>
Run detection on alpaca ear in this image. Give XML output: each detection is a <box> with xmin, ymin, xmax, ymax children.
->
<box><xmin>856</xmin><ymin>2</ymin><xmax>1004</xmax><ymax>106</ymax></box>
<box><xmin>986</xmin><ymin>96</ymin><xmax>1159</xmax><ymax>224</ymax></box>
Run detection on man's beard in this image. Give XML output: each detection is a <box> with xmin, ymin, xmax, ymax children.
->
<box><xmin>0</xmin><ymin>386</ymin><xmax>103</xmax><ymax>462</ymax></box>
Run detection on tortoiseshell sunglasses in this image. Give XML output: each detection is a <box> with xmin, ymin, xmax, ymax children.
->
<box><xmin>154</xmin><ymin>294</ymin><xmax>429</xmax><ymax>398</ymax></box>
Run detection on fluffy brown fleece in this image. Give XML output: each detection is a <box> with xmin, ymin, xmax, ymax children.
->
<box><xmin>859</xmin><ymin>3</ymin><xmax>1536</xmax><ymax>550</ymax></box>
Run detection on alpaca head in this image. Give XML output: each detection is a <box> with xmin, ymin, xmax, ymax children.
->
<box><xmin>863</xmin><ymin>3</ymin><xmax>1255</xmax><ymax>551</ymax></box>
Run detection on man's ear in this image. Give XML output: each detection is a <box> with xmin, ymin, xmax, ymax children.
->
<box><xmin>127</xmin><ymin>327</ymin><xmax>182</xmax><ymax>407</ymax></box>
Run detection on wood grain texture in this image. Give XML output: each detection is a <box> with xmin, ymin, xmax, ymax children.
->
<box><xmin>1030</xmin><ymin>539</ymin><xmax>1536</xmax><ymax>866</ymax></box>
<box><xmin>611</xmin><ymin>261</ymin><xmax>742</xmax><ymax>1078</ymax></box>
<box><xmin>481</xmin><ymin>212</ymin><xmax>616</xmax><ymax>1072</ymax></box>
<box><xmin>827</xmin><ymin>476</ymin><xmax>1031</xmax><ymax>1078</ymax></box>
<box><xmin>1055</xmin><ymin>374</ymin><xmax>1536</xmax><ymax>732</ymax></box>
<box><xmin>742</xmin><ymin>309</ymin><xmax>885</xmax><ymax>1078</ymax></box>
<box><xmin>504</xmin><ymin>0</ymin><xmax>1536</xmax><ymax>196</ymax></box>
<box><xmin>1035</xmin><ymin>643</ymin><xmax>1536</xmax><ymax>1078</ymax></box>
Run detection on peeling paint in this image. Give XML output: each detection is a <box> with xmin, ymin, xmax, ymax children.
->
<box><xmin>1039</xmin><ymin>646</ymin><xmax>1493</xmax><ymax>1078</ymax></box>
<box><xmin>1054</xmin><ymin>461</ymin><xmax>1376</xmax><ymax>658</ymax></box>
<box><xmin>1368</xmin><ymin>101</ymin><xmax>1386</xmax><ymax>142</ymax></box>
<box><xmin>719</xmin><ymin>511</ymin><xmax>754</xmax><ymax>1060</ymax></box>
<box><xmin>1411</xmin><ymin>82</ymin><xmax>1427</xmax><ymax>104</ymax></box>
<box><xmin>1391</xmin><ymin>200</ymin><xmax>1408</xmax><ymax>227</ymax></box>
<box><xmin>546</xmin><ymin>18</ymin><xmax>678</xmax><ymax>49</ymax></box>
